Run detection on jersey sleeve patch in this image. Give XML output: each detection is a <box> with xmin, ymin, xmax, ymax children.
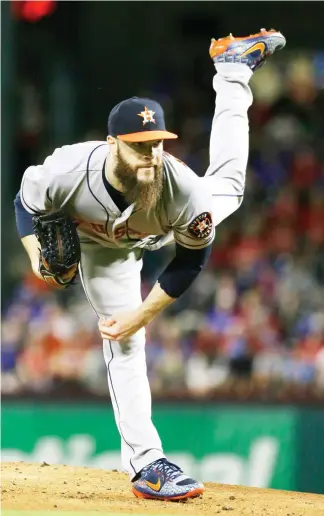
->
<box><xmin>188</xmin><ymin>212</ymin><xmax>213</xmax><ymax>239</ymax></box>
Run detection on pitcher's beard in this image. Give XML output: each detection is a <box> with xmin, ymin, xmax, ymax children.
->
<box><xmin>114</xmin><ymin>150</ymin><xmax>164</xmax><ymax>211</ymax></box>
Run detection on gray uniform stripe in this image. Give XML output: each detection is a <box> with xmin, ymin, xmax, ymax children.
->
<box><xmin>106</xmin><ymin>341</ymin><xmax>137</xmax><ymax>476</ymax></box>
<box><xmin>78</xmin><ymin>260</ymin><xmax>137</xmax><ymax>476</ymax></box>
<box><xmin>86</xmin><ymin>144</ymin><xmax>110</xmax><ymax>236</ymax></box>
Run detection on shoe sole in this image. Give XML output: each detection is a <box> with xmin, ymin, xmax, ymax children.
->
<box><xmin>132</xmin><ymin>486</ymin><xmax>205</xmax><ymax>501</ymax></box>
<box><xmin>210</xmin><ymin>29</ymin><xmax>285</xmax><ymax>60</ymax></box>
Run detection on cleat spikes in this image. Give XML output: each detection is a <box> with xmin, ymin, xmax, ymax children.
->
<box><xmin>209</xmin><ymin>28</ymin><xmax>286</xmax><ymax>70</ymax></box>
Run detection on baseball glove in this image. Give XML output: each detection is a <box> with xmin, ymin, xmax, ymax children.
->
<box><xmin>32</xmin><ymin>210</ymin><xmax>81</xmax><ymax>289</ymax></box>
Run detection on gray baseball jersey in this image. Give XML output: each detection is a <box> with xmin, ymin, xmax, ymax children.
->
<box><xmin>20</xmin><ymin>141</ymin><xmax>215</xmax><ymax>251</ymax></box>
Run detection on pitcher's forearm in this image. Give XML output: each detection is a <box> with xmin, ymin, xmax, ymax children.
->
<box><xmin>136</xmin><ymin>282</ymin><xmax>176</xmax><ymax>325</ymax></box>
<box><xmin>137</xmin><ymin>244</ymin><xmax>211</xmax><ymax>325</ymax></box>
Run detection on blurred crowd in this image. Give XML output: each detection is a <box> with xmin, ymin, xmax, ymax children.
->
<box><xmin>2</xmin><ymin>52</ymin><xmax>324</xmax><ymax>399</ymax></box>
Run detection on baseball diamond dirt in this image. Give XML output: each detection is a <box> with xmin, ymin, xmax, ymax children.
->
<box><xmin>2</xmin><ymin>463</ymin><xmax>324</xmax><ymax>516</ymax></box>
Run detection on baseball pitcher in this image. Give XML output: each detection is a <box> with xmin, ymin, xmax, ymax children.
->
<box><xmin>15</xmin><ymin>29</ymin><xmax>286</xmax><ymax>501</ymax></box>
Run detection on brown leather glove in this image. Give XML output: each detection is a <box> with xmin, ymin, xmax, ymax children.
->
<box><xmin>32</xmin><ymin>210</ymin><xmax>80</xmax><ymax>289</ymax></box>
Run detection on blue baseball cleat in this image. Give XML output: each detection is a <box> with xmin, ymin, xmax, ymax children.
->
<box><xmin>132</xmin><ymin>458</ymin><xmax>204</xmax><ymax>501</ymax></box>
<box><xmin>210</xmin><ymin>28</ymin><xmax>286</xmax><ymax>71</ymax></box>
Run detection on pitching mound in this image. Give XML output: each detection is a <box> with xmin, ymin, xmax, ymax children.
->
<box><xmin>2</xmin><ymin>462</ymin><xmax>324</xmax><ymax>516</ymax></box>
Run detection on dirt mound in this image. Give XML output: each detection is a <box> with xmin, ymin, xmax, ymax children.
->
<box><xmin>2</xmin><ymin>462</ymin><xmax>324</xmax><ymax>515</ymax></box>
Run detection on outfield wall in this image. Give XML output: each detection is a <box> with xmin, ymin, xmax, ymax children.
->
<box><xmin>2</xmin><ymin>403</ymin><xmax>324</xmax><ymax>494</ymax></box>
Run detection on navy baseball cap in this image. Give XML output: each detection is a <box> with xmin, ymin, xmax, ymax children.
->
<box><xmin>108</xmin><ymin>97</ymin><xmax>178</xmax><ymax>142</ymax></box>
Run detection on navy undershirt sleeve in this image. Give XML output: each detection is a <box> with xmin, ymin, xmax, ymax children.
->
<box><xmin>158</xmin><ymin>243</ymin><xmax>212</xmax><ymax>298</ymax></box>
<box><xmin>14</xmin><ymin>192</ymin><xmax>34</xmax><ymax>237</ymax></box>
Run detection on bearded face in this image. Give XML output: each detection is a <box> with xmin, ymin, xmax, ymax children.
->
<box><xmin>113</xmin><ymin>140</ymin><xmax>164</xmax><ymax>211</ymax></box>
